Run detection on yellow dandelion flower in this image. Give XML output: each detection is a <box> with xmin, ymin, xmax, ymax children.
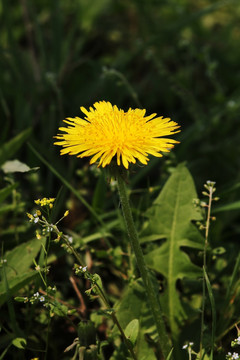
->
<box><xmin>54</xmin><ymin>101</ymin><xmax>180</xmax><ymax>169</ymax></box>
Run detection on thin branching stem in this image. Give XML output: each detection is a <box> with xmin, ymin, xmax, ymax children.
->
<box><xmin>199</xmin><ymin>183</ymin><xmax>214</xmax><ymax>359</ymax></box>
<box><xmin>43</xmin><ymin>221</ymin><xmax>137</xmax><ymax>360</ymax></box>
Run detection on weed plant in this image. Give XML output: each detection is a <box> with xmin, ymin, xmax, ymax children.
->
<box><xmin>1</xmin><ymin>1</ymin><xmax>240</xmax><ymax>359</ymax></box>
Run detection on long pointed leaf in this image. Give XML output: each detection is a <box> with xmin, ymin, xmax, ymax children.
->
<box><xmin>143</xmin><ymin>164</ymin><xmax>204</xmax><ymax>341</ymax></box>
<box><xmin>204</xmin><ymin>268</ymin><xmax>216</xmax><ymax>360</ymax></box>
<box><xmin>0</xmin><ymin>128</ymin><xmax>32</xmax><ymax>166</ymax></box>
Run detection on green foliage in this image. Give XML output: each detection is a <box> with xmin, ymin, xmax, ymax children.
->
<box><xmin>0</xmin><ymin>183</ymin><xmax>17</xmax><ymax>203</ymax></box>
<box><xmin>0</xmin><ymin>129</ymin><xmax>32</xmax><ymax>166</ymax></box>
<box><xmin>143</xmin><ymin>164</ymin><xmax>204</xmax><ymax>340</ymax></box>
<box><xmin>0</xmin><ymin>238</ymin><xmax>45</xmax><ymax>305</ymax></box>
<box><xmin>1</xmin><ymin>0</ymin><xmax>240</xmax><ymax>359</ymax></box>
<box><xmin>114</xmin><ymin>279</ymin><xmax>157</xmax><ymax>359</ymax></box>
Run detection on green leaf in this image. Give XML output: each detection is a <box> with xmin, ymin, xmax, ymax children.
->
<box><xmin>0</xmin><ymin>271</ymin><xmax>38</xmax><ymax>305</ymax></box>
<box><xmin>213</xmin><ymin>200</ymin><xmax>240</xmax><ymax>213</ymax></box>
<box><xmin>50</xmin><ymin>301</ymin><xmax>69</xmax><ymax>317</ymax></box>
<box><xmin>0</xmin><ymin>238</ymin><xmax>46</xmax><ymax>305</ymax></box>
<box><xmin>204</xmin><ymin>268</ymin><xmax>216</xmax><ymax>360</ymax></box>
<box><xmin>166</xmin><ymin>348</ymin><xmax>174</xmax><ymax>360</ymax></box>
<box><xmin>12</xmin><ymin>337</ymin><xmax>27</xmax><ymax>349</ymax></box>
<box><xmin>125</xmin><ymin>319</ymin><xmax>139</xmax><ymax>347</ymax></box>
<box><xmin>114</xmin><ymin>279</ymin><xmax>156</xmax><ymax>359</ymax></box>
<box><xmin>1</xmin><ymin>159</ymin><xmax>39</xmax><ymax>174</ymax></box>
<box><xmin>143</xmin><ymin>164</ymin><xmax>204</xmax><ymax>341</ymax></box>
<box><xmin>217</xmin><ymin>253</ymin><xmax>240</xmax><ymax>337</ymax></box>
<box><xmin>0</xmin><ymin>203</ymin><xmax>24</xmax><ymax>216</ymax></box>
<box><xmin>3</xmin><ymin>237</ymin><xmax>46</xmax><ymax>279</ymax></box>
<box><xmin>0</xmin><ymin>128</ymin><xmax>32</xmax><ymax>166</ymax></box>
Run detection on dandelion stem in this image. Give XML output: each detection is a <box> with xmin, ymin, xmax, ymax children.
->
<box><xmin>116</xmin><ymin>169</ymin><xmax>171</xmax><ymax>359</ymax></box>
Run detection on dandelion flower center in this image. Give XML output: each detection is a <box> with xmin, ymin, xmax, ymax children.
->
<box><xmin>54</xmin><ymin>101</ymin><xmax>180</xmax><ymax>169</ymax></box>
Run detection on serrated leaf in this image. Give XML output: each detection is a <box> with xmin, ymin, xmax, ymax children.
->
<box><xmin>143</xmin><ymin>164</ymin><xmax>204</xmax><ymax>341</ymax></box>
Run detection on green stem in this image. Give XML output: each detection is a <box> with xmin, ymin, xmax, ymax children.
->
<box><xmin>116</xmin><ymin>169</ymin><xmax>171</xmax><ymax>359</ymax></box>
<box><xmin>199</xmin><ymin>185</ymin><xmax>213</xmax><ymax>359</ymax></box>
<box><xmin>51</xmin><ymin>222</ymin><xmax>137</xmax><ymax>359</ymax></box>
<box><xmin>93</xmin><ymin>282</ymin><xmax>137</xmax><ymax>360</ymax></box>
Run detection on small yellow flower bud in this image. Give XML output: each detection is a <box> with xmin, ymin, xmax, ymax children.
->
<box><xmin>36</xmin><ymin>231</ymin><xmax>41</xmax><ymax>240</ymax></box>
<box><xmin>55</xmin><ymin>235</ymin><xmax>61</xmax><ymax>243</ymax></box>
<box><xmin>64</xmin><ymin>210</ymin><xmax>69</xmax><ymax>217</ymax></box>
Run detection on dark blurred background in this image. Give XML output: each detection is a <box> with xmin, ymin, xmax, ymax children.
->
<box><xmin>1</xmin><ymin>0</ymin><xmax>240</xmax><ymax>191</ymax></box>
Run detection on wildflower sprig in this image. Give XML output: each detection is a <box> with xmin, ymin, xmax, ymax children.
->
<box><xmin>0</xmin><ymin>258</ymin><xmax>7</xmax><ymax>267</ymax></box>
<box><xmin>34</xmin><ymin>197</ymin><xmax>55</xmax><ymax>208</ymax></box>
<box><xmin>225</xmin><ymin>336</ymin><xmax>240</xmax><ymax>360</ymax></box>
<box><xmin>26</xmin><ymin>201</ymin><xmax>82</xmax><ymax>261</ymax></box>
<box><xmin>196</xmin><ymin>181</ymin><xmax>219</xmax><ymax>358</ymax></box>
<box><xmin>74</xmin><ymin>264</ymin><xmax>112</xmax><ymax>309</ymax></box>
<box><xmin>15</xmin><ymin>286</ymin><xmax>57</xmax><ymax>305</ymax></box>
<box><xmin>182</xmin><ymin>342</ymin><xmax>197</xmax><ymax>360</ymax></box>
<box><xmin>15</xmin><ymin>286</ymin><xmax>70</xmax><ymax>318</ymax></box>
<box><xmin>226</xmin><ymin>352</ymin><xmax>240</xmax><ymax>360</ymax></box>
<box><xmin>201</xmin><ymin>181</ymin><xmax>219</xmax><ymax>232</ymax></box>
<box><xmin>193</xmin><ymin>181</ymin><xmax>219</xmax><ymax>231</ymax></box>
<box><xmin>74</xmin><ymin>264</ymin><xmax>137</xmax><ymax>360</ymax></box>
<box><xmin>232</xmin><ymin>337</ymin><xmax>240</xmax><ymax>348</ymax></box>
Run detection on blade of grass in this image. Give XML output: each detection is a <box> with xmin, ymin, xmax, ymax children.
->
<box><xmin>0</xmin><ymin>342</ymin><xmax>12</xmax><ymax>360</ymax></box>
<box><xmin>166</xmin><ymin>348</ymin><xmax>174</xmax><ymax>360</ymax></box>
<box><xmin>0</xmin><ymin>128</ymin><xmax>32</xmax><ymax>166</ymax></box>
<box><xmin>204</xmin><ymin>267</ymin><xmax>216</xmax><ymax>360</ymax></box>
<box><xmin>216</xmin><ymin>253</ymin><xmax>240</xmax><ymax>340</ymax></box>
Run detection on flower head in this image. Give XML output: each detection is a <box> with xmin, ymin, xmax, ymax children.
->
<box><xmin>34</xmin><ymin>198</ymin><xmax>55</xmax><ymax>208</ymax></box>
<box><xmin>54</xmin><ymin>101</ymin><xmax>180</xmax><ymax>169</ymax></box>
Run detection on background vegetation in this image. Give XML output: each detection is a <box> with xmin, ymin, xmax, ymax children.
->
<box><xmin>1</xmin><ymin>0</ymin><xmax>240</xmax><ymax>359</ymax></box>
